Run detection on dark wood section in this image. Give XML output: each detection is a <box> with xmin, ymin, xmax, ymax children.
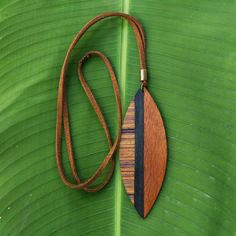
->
<box><xmin>134</xmin><ymin>89</ymin><xmax>144</xmax><ymax>217</ymax></box>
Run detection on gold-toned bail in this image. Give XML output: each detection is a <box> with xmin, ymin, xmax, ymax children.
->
<box><xmin>140</xmin><ymin>69</ymin><xmax>147</xmax><ymax>90</ymax></box>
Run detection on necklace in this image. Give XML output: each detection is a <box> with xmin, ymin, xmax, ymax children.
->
<box><xmin>56</xmin><ymin>12</ymin><xmax>167</xmax><ymax>218</ymax></box>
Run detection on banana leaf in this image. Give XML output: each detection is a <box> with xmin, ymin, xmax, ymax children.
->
<box><xmin>0</xmin><ymin>0</ymin><xmax>236</xmax><ymax>235</ymax></box>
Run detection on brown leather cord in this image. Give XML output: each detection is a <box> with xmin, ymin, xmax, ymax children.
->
<box><xmin>56</xmin><ymin>12</ymin><xmax>147</xmax><ymax>192</ymax></box>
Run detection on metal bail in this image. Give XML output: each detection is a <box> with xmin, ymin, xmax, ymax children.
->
<box><xmin>140</xmin><ymin>69</ymin><xmax>147</xmax><ymax>90</ymax></box>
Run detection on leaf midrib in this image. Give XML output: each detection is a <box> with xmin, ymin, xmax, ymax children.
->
<box><xmin>114</xmin><ymin>1</ymin><xmax>130</xmax><ymax>236</ymax></box>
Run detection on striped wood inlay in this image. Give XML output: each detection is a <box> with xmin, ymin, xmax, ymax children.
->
<box><xmin>119</xmin><ymin>101</ymin><xmax>135</xmax><ymax>203</ymax></box>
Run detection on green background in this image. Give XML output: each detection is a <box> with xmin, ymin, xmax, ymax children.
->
<box><xmin>1</xmin><ymin>0</ymin><xmax>236</xmax><ymax>235</ymax></box>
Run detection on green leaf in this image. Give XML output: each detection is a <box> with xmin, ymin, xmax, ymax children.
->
<box><xmin>1</xmin><ymin>0</ymin><xmax>236</xmax><ymax>235</ymax></box>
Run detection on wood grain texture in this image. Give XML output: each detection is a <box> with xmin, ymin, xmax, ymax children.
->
<box><xmin>119</xmin><ymin>101</ymin><xmax>135</xmax><ymax>203</ymax></box>
<box><xmin>119</xmin><ymin>89</ymin><xmax>167</xmax><ymax>218</ymax></box>
<box><xmin>143</xmin><ymin>88</ymin><xmax>167</xmax><ymax>217</ymax></box>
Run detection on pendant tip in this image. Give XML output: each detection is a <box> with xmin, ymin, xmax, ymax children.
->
<box><xmin>134</xmin><ymin>204</ymin><xmax>149</xmax><ymax>219</ymax></box>
<box><xmin>136</xmin><ymin>208</ymin><xmax>148</xmax><ymax>219</ymax></box>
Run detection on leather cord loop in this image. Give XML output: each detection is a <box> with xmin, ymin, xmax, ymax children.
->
<box><xmin>56</xmin><ymin>12</ymin><xmax>146</xmax><ymax>192</ymax></box>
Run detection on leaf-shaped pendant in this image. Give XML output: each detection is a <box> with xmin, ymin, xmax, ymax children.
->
<box><xmin>119</xmin><ymin>88</ymin><xmax>167</xmax><ymax>218</ymax></box>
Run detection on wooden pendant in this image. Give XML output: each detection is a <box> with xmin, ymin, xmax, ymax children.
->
<box><xmin>119</xmin><ymin>88</ymin><xmax>167</xmax><ymax>218</ymax></box>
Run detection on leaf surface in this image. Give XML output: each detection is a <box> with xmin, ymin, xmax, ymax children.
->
<box><xmin>1</xmin><ymin>0</ymin><xmax>236</xmax><ymax>235</ymax></box>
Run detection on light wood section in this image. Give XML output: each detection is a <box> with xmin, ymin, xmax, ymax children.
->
<box><xmin>143</xmin><ymin>88</ymin><xmax>167</xmax><ymax>217</ymax></box>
